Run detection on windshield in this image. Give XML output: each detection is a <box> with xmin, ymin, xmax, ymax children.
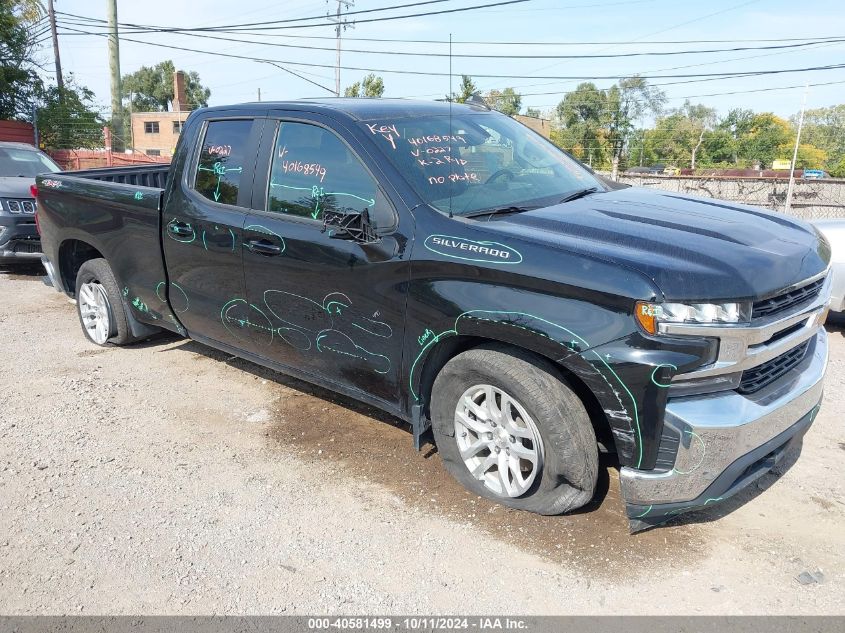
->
<box><xmin>360</xmin><ymin>111</ymin><xmax>602</xmax><ymax>216</ymax></box>
<box><xmin>0</xmin><ymin>147</ymin><xmax>61</xmax><ymax>178</ymax></box>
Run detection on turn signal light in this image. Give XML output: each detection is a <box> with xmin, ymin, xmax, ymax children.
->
<box><xmin>635</xmin><ymin>301</ymin><xmax>658</xmax><ymax>335</ymax></box>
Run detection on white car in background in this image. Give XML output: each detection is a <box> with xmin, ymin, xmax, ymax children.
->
<box><xmin>812</xmin><ymin>219</ymin><xmax>845</xmax><ymax>319</ymax></box>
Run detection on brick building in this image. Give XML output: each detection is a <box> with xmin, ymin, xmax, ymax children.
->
<box><xmin>512</xmin><ymin>114</ymin><xmax>551</xmax><ymax>139</ymax></box>
<box><xmin>129</xmin><ymin>71</ymin><xmax>192</xmax><ymax>158</ymax></box>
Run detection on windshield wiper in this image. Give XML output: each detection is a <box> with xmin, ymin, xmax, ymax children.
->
<box><xmin>462</xmin><ymin>205</ymin><xmax>537</xmax><ymax>219</ymax></box>
<box><xmin>558</xmin><ymin>186</ymin><xmax>600</xmax><ymax>204</ymax></box>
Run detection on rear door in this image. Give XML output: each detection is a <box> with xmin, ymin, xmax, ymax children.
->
<box><xmin>161</xmin><ymin>114</ymin><xmax>264</xmax><ymax>343</ymax></box>
<box><xmin>238</xmin><ymin>113</ymin><xmax>414</xmax><ymax>405</ymax></box>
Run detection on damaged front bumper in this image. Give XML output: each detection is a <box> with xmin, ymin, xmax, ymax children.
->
<box><xmin>621</xmin><ymin>327</ymin><xmax>828</xmax><ymax>532</ymax></box>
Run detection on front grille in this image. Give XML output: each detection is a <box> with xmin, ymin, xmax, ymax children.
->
<box><xmin>752</xmin><ymin>277</ymin><xmax>824</xmax><ymax>319</ymax></box>
<box><xmin>738</xmin><ymin>340</ymin><xmax>810</xmax><ymax>394</ymax></box>
<box><xmin>5</xmin><ymin>199</ymin><xmax>36</xmax><ymax>214</ymax></box>
<box><xmin>11</xmin><ymin>239</ymin><xmax>41</xmax><ymax>254</ymax></box>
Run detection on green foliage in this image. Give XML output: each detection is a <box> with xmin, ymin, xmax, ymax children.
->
<box><xmin>122</xmin><ymin>60</ymin><xmax>210</xmax><ymax>111</ymax></box>
<box><xmin>486</xmin><ymin>88</ymin><xmax>522</xmax><ymax>116</ymax></box>
<box><xmin>0</xmin><ymin>0</ymin><xmax>43</xmax><ymax>119</ymax></box>
<box><xmin>829</xmin><ymin>155</ymin><xmax>845</xmax><ymax>178</ymax></box>
<box><xmin>552</xmin><ymin>77</ymin><xmax>664</xmax><ymax>175</ymax></box>
<box><xmin>796</xmin><ymin>105</ymin><xmax>845</xmax><ymax>174</ymax></box>
<box><xmin>554</xmin><ymin>82</ymin><xmax>608</xmax><ymax>166</ymax></box>
<box><xmin>738</xmin><ymin>113</ymin><xmax>792</xmax><ymax>168</ymax></box>
<box><xmin>642</xmin><ymin>101</ymin><xmax>717</xmax><ymax>169</ymax></box>
<box><xmin>524</xmin><ymin>107</ymin><xmax>541</xmax><ymax>118</ymax></box>
<box><xmin>344</xmin><ymin>74</ymin><xmax>385</xmax><ymax>98</ymax></box>
<box><xmin>36</xmin><ymin>76</ymin><xmax>105</xmax><ymax>150</ymax></box>
<box><xmin>447</xmin><ymin>75</ymin><xmax>478</xmax><ymax>103</ymax></box>
<box><xmin>606</xmin><ymin>77</ymin><xmax>666</xmax><ymax>177</ymax></box>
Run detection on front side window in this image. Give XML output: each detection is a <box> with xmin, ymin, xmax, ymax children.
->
<box><xmin>193</xmin><ymin>119</ymin><xmax>254</xmax><ymax>206</ymax></box>
<box><xmin>360</xmin><ymin>111</ymin><xmax>603</xmax><ymax>216</ymax></box>
<box><xmin>266</xmin><ymin>122</ymin><xmax>384</xmax><ymax>226</ymax></box>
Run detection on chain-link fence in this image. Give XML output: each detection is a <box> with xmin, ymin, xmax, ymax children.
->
<box><xmin>617</xmin><ymin>175</ymin><xmax>845</xmax><ymax>221</ymax></box>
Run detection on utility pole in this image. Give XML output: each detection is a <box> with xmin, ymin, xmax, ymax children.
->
<box><xmin>257</xmin><ymin>87</ymin><xmax>261</xmax><ymax>102</ymax></box>
<box><xmin>32</xmin><ymin>103</ymin><xmax>39</xmax><ymax>148</ymax></box>
<box><xmin>107</xmin><ymin>0</ymin><xmax>124</xmax><ymax>152</ymax></box>
<box><xmin>784</xmin><ymin>85</ymin><xmax>809</xmax><ymax>214</ymax></box>
<box><xmin>328</xmin><ymin>0</ymin><xmax>354</xmax><ymax>97</ymax></box>
<box><xmin>47</xmin><ymin>0</ymin><xmax>63</xmax><ymax>92</ymax></box>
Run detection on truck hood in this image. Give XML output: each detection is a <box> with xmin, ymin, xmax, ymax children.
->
<box><xmin>0</xmin><ymin>176</ymin><xmax>35</xmax><ymax>199</ymax></box>
<box><xmin>488</xmin><ymin>187</ymin><xmax>830</xmax><ymax>301</ymax></box>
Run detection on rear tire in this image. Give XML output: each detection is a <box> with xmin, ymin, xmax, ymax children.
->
<box><xmin>75</xmin><ymin>258</ymin><xmax>138</xmax><ymax>346</ymax></box>
<box><xmin>431</xmin><ymin>344</ymin><xmax>598</xmax><ymax>515</ymax></box>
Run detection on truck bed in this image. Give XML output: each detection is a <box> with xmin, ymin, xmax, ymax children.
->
<box><xmin>62</xmin><ymin>163</ymin><xmax>170</xmax><ymax>189</ymax></box>
<box><xmin>35</xmin><ymin>167</ymin><xmax>177</xmax><ymax>331</ymax></box>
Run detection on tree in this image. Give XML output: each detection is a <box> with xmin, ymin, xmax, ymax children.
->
<box><xmin>447</xmin><ymin>75</ymin><xmax>477</xmax><ymax>103</ymax></box>
<box><xmin>645</xmin><ymin>101</ymin><xmax>717</xmax><ymax>170</ymax></box>
<box><xmin>715</xmin><ymin>108</ymin><xmax>755</xmax><ymax>165</ymax></box>
<box><xmin>796</xmin><ymin>105</ymin><xmax>845</xmax><ymax>175</ymax></box>
<box><xmin>554</xmin><ymin>82</ymin><xmax>608</xmax><ymax>166</ymax></box>
<box><xmin>794</xmin><ymin>144</ymin><xmax>827</xmax><ymax>170</ymax></box>
<box><xmin>681</xmin><ymin>101</ymin><xmax>717</xmax><ymax>170</ymax></box>
<box><xmin>738</xmin><ymin>113</ymin><xmax>792</xmax><ymax>168</ymax></box>
<box><xmin>525</xmin><ymin>107</ymin><xmax>541</xmax><ymax>118</ymax></box>
<box><xmin>122</xmin><ymin>60</ymin><xmax>210</xmax><ymax>111</ymax></box>
<box><xmin>605</xmin><ymin>76</ymin><xmax>665</xmax><ymax>179</ymax></box>
<box><xmin>0</xmin><ymin>0</ymin><xmax>44</xmax><ymax>119</ymax></box>
<box><xmin>829</xmin><ymin>155</ymin><xmax>845</xmax><ymax>178</ymax></box>
<box><xmin>344</xmin><ymin>73</ymin><xmax>384</xmax><ymax>98</ymax></box>
<box><xmin>486</xmin><ymin>87</ymin><xmax>522</xmax><ymax>116</ymax></box>
<box><xmin>36</xmin><ymin>75</ymin><xmax>105</xmax><ymax>150</ymax></box>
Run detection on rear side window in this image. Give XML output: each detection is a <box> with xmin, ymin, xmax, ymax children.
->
<box><xmin>266</xmin><ymin>122</ymin><xmax>381</xmax><ymax>224</ymax></box>
<box><xmin>193</xmin><ymin>119</ymin><xmax>254</xmax><ymax>206</ymax></box>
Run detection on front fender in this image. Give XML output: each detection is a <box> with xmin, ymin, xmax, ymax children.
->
<box><xmin>403</xmin><ymin>279</ymin><xmax>714</xmax><ymax>470</ymax></box>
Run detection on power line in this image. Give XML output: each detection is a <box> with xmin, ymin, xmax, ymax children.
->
<box><xmin>55</xmin><ymin>24</ymin><xmax>845</xmax><ymax>82</ymax></box>
<box><xmin>490</xmin><ymin>39</ymin><xmax>843</xmax><ymax>96</ymax></box>
<box><xmin>40</xmin><ymin>10</ymin><xmax>845</xmax><ymax>45</ymax></box>
<box><xmin>57</xmin><ymin>0</ymin><xmax>534</xmax><ymax>34</ymax></box>
<box><xmin>53</xmin><ymin>16</ymin><xmax>845</xmax><ymax>59</ymax></box>
<box><xmin>486</xmin><ymin>0</ymin><xmax>762</xmax><ymax>92</ymax></box>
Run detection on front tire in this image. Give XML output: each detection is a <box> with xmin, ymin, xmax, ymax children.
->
<box><xmin>75</xmin><ymin>258</ymin><xmax>137</xmax><ymax>346</ymax></box>
<box><xmin>431</xmin><ymin>345</ymin><xmax>598</xmax><ymax>515</ymax></box>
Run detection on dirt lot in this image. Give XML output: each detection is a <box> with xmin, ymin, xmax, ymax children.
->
<box><xmin>1</xmin><ymin>266</ymin><xmax>844</xmax><ymax>615</ymax></box>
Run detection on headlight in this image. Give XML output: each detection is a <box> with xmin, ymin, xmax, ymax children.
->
<box><xmin>635</xmin><ymin>301</ymin><xmax>751</xmax><ymax>334</ymax></box>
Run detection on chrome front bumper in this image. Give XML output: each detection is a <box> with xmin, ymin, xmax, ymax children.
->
<box><xmin>621</xmin><ymin>329</ymin><xmax>826</xmax><ymax>507</ymax></box>
<box><xmin>622</xmin><ymin>271</ymin><xmax>832</xmax><ymax>530</ymax></box>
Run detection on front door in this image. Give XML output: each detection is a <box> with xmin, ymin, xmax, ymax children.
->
<box><xmin>161</xmin><ymin>115</ymin><xmax>263</xmax><ymax>343</ymax></box>
<box><xmin>239</xmin><ymin>116</ymin><xmax>413</xmax><ymax>405</ymax></box>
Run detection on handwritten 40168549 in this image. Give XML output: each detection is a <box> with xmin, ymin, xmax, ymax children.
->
<box><xmin>281</xmin><ymin>159</ymin><xmax>328</xmax><ymax>183</ymax></box>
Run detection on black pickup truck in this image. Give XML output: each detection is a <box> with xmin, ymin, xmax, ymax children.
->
<box><xmin>36</xmin><ymin>99</ymin><xmax>831</xmax><ymax>530</ymax></box>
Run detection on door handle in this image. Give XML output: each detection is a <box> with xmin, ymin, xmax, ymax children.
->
<box><xmin>245</xmin><ymin>238</ymin><xmax>282</xmax><ymax>256</ymax></box>
<box><xmin>167</xmin><ymin>222</ymin><xmax>193</xmax><ymax>237</ymax></box>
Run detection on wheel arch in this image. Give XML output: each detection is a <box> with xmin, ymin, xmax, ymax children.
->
<box><xmin>414</xmin><ymin>334</ymin><xmax>616</xmax><ymax>454</ymax></box>
<box><xmin>58</xmin><ymin>238</ymin><xmax>105</xmax><ymax>298</ymax></box>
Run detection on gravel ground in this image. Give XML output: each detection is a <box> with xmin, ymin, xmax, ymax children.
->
<box><xmin>1</xmin><ymin>266</ymin><xmax>844</xmax><ymax>615</ymax></box>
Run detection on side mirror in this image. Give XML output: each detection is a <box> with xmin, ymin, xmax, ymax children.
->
<box><xmin>321</xmin><ymin>208</ymin><xmax>380</xmax><ymax>244</ymax></box>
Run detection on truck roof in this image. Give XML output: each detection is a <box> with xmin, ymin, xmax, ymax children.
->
<box><xmin>205</xmin><ymin>98</ymin><xmax>491</xmax><ymax>121</ymax></box>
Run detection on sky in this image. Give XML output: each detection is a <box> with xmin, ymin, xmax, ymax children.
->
<box><xmin>41</xmin><ymin>0</ymin><xmax>845</xmax><ymax>122</ymax></box>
